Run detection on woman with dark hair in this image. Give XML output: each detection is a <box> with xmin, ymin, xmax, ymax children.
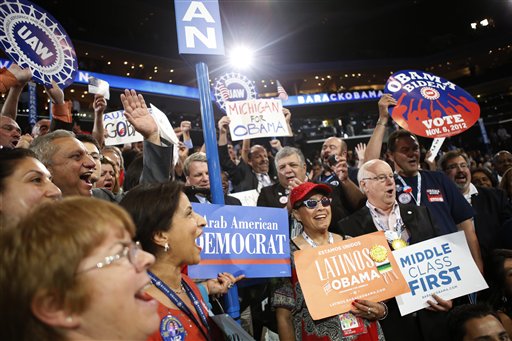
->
<box><xmin>483</xmin><ymin>249</ymin><xmax>512</xmax><ymax>336</ymax></box>
<box><xmin>273</xmin><ymin>181</ymin><xmax>385</xmax><ymax>340</ymax></box>
<box><xmin>471</xmin><ymin>167</ymin><xmax>498</xmax><ymax>188</ymax></box>
<box><xmin>0</xmin><ymin>148</ymin><xmax>61</xmax><ymax>228</ymax></box>
<box><xmin>120</xmin><ymin>182</ymin><xmax>240</xmax><ymax>340</ymax></box>
<box><xmin>96</xmin><ymin>156</ymin><xmax>118</xmax><ymax>193</ymax></box>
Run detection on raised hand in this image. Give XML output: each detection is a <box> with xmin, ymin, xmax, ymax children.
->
<box><xmin>93</xmin><ymin>94</ymin><xmax>107</xmax><ymax>116</ymax></box>
<box><xmin>120</xmin><ymin>89</ymin><xmax>158</xmax><ymax>143</ymax></box>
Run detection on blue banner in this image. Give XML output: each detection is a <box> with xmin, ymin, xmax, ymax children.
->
<box><xmin>28</xmin><ymin>81</ymin><xmax>37</xmax><ymax>126</ymax></box>
<box><xmin>283</xmin><ymin>90</ymin><xmax>384</xmax><ymax>106</ymax></box>
<box><xmin>188</xmin><ymin>203</ymin><xmax>291</xmax><ymax>279</ymax></box>
<box><xmin>174</xmin><ymin>0</ymin><xmax>224</xmax><ymax>55</ymax></box>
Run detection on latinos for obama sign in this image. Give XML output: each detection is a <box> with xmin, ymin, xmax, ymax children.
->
<box><xmin>188</xmin><ymin>203</ymin><xmax>291</xmax><ymax>279</ymax></box>
<box><xmin>0</xmin><ymin>0</ymin><xmax>77</xmax><ymax>88</ymax></box>
<box><xmin>294</xmin><ymin>231</ymin><xmax>410</xmax><ymax>320</ymax></box>
<box><xmin>384</xmin><ymin>70</ymin><xmax>480</xmax><ymax>138</ymax></box>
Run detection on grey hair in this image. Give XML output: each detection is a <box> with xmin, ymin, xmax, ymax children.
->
<box><xmin>30</xmin><ymin>129</ymin><xmax>75</xmax><ymax>166</ymax></box>
<box><xmin>183</xmin><ymin>152</ymin><xmax>207</xmax><ymax>176</ymax></box>
<box><xmin>357</xmin><ymin>159</ymin><xmax>384</xmax><ymax>192</ymax></box>
<box><xmin>274</xmin><ymin>146</ymin><xmax>306</xmax><ymax>170</ymax></box>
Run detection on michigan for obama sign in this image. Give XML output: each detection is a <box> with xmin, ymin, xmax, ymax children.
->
<box><xmin>0</xmin><ymin>0</ymin><xmax>78</xmax><ymax>88</ymax></box>
<box><xmin>384</xmin><ymin>70</ymin><xmax>480</xmax><ymax>138</ymax></box>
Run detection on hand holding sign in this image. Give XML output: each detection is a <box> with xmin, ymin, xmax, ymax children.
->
<box><xmin>120</xmin><ymin>89</ymin><xmax>159</xmax><ymax>144</ymax></box>
<box><xmin>93</xmin><ymin>94</ymin><xmax>107</xmax><ymax>117</ymax></box>
<box><xmin>8</xmin><ymin>63</ymin><xmax>32</xmax><ymax>87</ymax></box>
<box><xmin>218</xmin><ymin>115</ymin><xmax>231</xmax><ymax>134</ymax></box>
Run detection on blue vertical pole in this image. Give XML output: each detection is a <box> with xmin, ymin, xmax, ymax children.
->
<box><xmin>195</xmin><ymin>61</ymin><xmax>240</xmax><ymax>321</ymax></box>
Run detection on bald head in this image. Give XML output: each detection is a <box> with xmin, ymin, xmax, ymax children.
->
<box><xmin>0</xmin><ymin>116</ymin><xmax>21</xmax><ymax>148</ymax></box>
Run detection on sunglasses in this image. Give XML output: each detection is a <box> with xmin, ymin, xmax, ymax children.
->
<box><xmin>298</xmin><ymin>196</ymin><xmax>332</xmax><ymax>209</ymax></box>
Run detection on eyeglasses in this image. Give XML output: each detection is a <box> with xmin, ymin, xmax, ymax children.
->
<box><xmin>362</xmin><ymin>174</ymin><xmax>394</xmax><ymax>183</ymax></box>
<box><xmin>446</xmin><ymin>163</ymin><xmax>469</xmax><ymax>171</ymax></box>
<box><xmin>299</xmin><ymin>196</ymin><xmax>332</xmax><ymax>209</ymax></box>
<box><xmin>77</xmin><ymin>241</ymin><xmax>142</xmax><ymax>274</ymax></box>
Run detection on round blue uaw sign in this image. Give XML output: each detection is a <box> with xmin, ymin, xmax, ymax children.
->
<box><xmin>384</xmin><ymin>70</ymin><xmax>480</xmax><ymax>138</ymax></box>
<box><xmin>0</xmin><ymin>0</ymin><xmax>78</xmax><ymax>88</ymax></box>
<box><xmin>214</xmin><ymin>72</ymin><xmax>257</xmax><ymax>111</ymax></box>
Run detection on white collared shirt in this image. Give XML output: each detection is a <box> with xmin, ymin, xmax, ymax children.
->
<box><xmin>463</xmin><ymin>183</ymin><xmax>479</xmax><ymax>205</ymax></box>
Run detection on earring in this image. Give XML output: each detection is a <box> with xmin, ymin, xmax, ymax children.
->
<box><xmin>164</xmin><ymin>243</ymin><xmax>169</xmax><ymax>252</ymax></box>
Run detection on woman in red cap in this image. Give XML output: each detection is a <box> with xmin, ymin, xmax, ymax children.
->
<box><xmin>273</xmin><ymin>181</ymin><xmax>386</xmax><ymax>340</ymax></box>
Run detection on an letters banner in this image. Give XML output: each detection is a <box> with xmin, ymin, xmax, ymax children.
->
<box><xmin>0</xmin><ymin>0</ymin><xmax>78</xmax><ymax>88</ymax></box>
<box><xmin>188</xmin><ymin>203</ymin><xmax>291</xmax><ymax>279</ymax></box>
<box><xmin>174</xmin><ymin>0</ymin><xmax>225</xmax><ymax>55</ymax></box>
<box><xmin>103</xmin><ymin>110</ymin><xmax>143</xmax><ymax>146</ymax></box>
<box><xmin>294</xmin><ymin>231</ymin><xmax>410</xmax><ymax>320</ymax></box>
<box><xmin>393</xmin><ymin>231</ymin><xmax>488</xmax><ymax>316</ymax></box>
<box><xmin>384</xmin><ymin>70</ymin><xmax>480</xmax><ymax>138</ymax></box>
<box><xmin>225</xmin><ymin>99</ymin><xmax>290</xmax><ymax>141</ymax></box>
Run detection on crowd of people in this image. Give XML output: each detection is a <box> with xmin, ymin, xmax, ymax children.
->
<box><xmin>1</xmin><ymin>63</ymin><xmax>512</xmax><ymax>340</ymax></box>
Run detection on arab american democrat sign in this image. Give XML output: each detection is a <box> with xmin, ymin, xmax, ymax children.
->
<box><xmin>384</xmin><ymin>70</ymin><xmax>480</xmax><ymax>138</ymax></box>
<box><xmin>188</xmin><ymin>203</ymin><xmax>290</xmax><ymax>279</ymax></box>
<box><xmin>225</xmin><ymin>99</ymin><xmax>290</xmax><ymax>141</ymax></box>
<box><xmin>0</xmin><ymin>0</ymin><xmax>78</xmax><ymax>88</ymax></box>
<box><xmin>393</xmin><ymin>231</ymin><xmax>488</xmax><ymax>316</ymax></box>
<box><xmin>294</xmin><ymin>231</ymin><xmax>409</xmax><ymax>320</ymax></box>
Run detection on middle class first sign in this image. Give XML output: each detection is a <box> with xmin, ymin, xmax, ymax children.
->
<box><xmin>294</xmin><ymin>231</ymin><xmax>410</xmax><ymax>320</ymax></box>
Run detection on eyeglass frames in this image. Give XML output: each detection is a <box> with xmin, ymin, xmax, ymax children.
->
<box><xmin>299</xmin><ymin>196</ymin><xmax>332</xmax><ymax>209</ymax></box>
<box><xmin>362</xmin><ymin>174</ymin><xmax>394</xmax><ymax>183</ymax></box>
<box><xmin>77</xmin><ymin>241</ymin><xmax>142</xmax><ymax>274</ymax></box>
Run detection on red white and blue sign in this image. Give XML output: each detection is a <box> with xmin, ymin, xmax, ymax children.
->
<box><xmin>0</xmin><ymin>0</ymin><xmax>78</xmax><ymax>88</ymax></box>
<box><xmin>189</xmin><ymin>203</ymin><xmax>291</xmax><ymax>279</ymax></box>
<box><xmin>384</xmin><ymin>70</ymin><xmax>480</xmax><ymax>138</ymax></box>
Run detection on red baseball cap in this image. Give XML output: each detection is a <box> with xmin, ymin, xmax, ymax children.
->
<box><xmin>289</xmin><ymin>182</ymin><xmax>332</xmax><ymax>209</ymax></box>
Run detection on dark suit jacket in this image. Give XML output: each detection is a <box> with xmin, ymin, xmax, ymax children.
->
<box><xmin>336</xmin><ymin>203</ymin><xmax>449</xmax><ymax>341</ymax></box>
<box><xmin>186</xmin><ymin>192</ymin><xmax>242</xmax><ymax>206</ymax></box>
<box><xmin>471</xmin><ymin>186</ymin><xmax>512</xmax><ymax>258</ymax></box>
<box><xmin>218</xmin><ymin>145</ymin><xmax>277</xmax><ymax>193</ymax></box>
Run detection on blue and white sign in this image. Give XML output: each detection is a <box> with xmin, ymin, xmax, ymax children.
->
<box><xmin>174</xmin><ymin>0</ymin><xmax>224</xmax><ymax>55</ymax></box>
<box><xmin>393</xmin><ymin>231</ymin><xmax>488</xmax><ymax>316</ymax></box>
<box><xmin>189</xmin><ymin>203</ymin><xmax>291</xmax><ymax>279</ymax></box>
<box><xmin>213</xmin><ymin>72</ymin><xmax>257</xmax><ymax>111</ymax></box>
<box><xmin>0</xmin><ymin>0</ymin><xmax>78</xmax><ymax>88</ymax></box>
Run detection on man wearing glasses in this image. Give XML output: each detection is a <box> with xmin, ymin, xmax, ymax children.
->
<box><xmin>439</xmin><ymin>150</ymin><xmax>512</xmax><ymax>260</ymax></box>
<box><xmin>336</xmin><ymin>159</ymin><xmax>440</xmax><ymax>251</ymax></box>
<box><xmin>336</xmin><ymin>159</ymin><xmax>452</xmax><ymax>341</ymax></box>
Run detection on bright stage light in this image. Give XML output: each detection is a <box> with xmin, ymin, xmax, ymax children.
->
<box><xmin>229</xmin><ymin>46</ymin><xmax>254</xmax><ymax>69</ymax></box>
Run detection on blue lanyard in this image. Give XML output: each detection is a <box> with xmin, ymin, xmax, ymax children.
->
<box><xmin>148</xmin><ymin>271</ymin><xmax>210</xmax><ymax>341</ymax></box>
<box><xmin>319</xmin><ymin>173</ymin><xmax>335</xmax><ymax>184</ymax></box>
